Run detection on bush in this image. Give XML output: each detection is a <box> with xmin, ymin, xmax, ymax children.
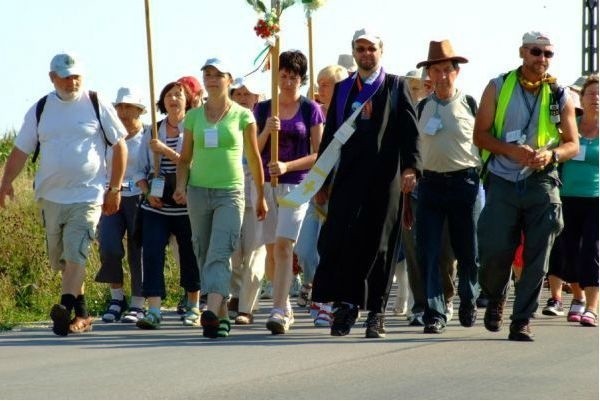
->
<box><xmin>0</xmin><ymin>134</ymin><xmax>183</xmax><ymax>330</ymax></box>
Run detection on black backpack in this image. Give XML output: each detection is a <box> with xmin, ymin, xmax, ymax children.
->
<box><xmin>31</xmin><ymin>90</ymin><xmax>110</xmax><ymax>162</ymax></box>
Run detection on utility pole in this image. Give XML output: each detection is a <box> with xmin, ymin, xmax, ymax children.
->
<box><xmin>582</xmin><ymin>0</ymin><xmax>599</xmax><ymax>74</ymax></box>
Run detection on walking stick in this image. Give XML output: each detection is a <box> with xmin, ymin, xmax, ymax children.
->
<box><xmin>307</xmin><ymin>14</ymin><xmax>315</xmax><ymax>100</ymax></box>
<box><xmin>144</xmin><ymin>0</ymin><xmax>159</xmax><ymax>177</ymax></box>
<box><xmin>269</xmin><ymin>0</ymin><xmax>281</xmax><ymax>187</ymax></box>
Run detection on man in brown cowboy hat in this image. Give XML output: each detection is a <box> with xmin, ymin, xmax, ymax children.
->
<box><xmin>474</xmin><ymin>31</ymin><xmax>578</xmax><ymax>341</ymax></box>
<box><xmin>414</xmin><ymin>39</ymin><xmax>482</xmax><ymax>334</ymax></box>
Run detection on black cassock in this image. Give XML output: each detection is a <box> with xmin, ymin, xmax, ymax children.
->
<box><xmin>312</xmin><ymin>73</ymin><xmax>419</xmax><ymax>313</ymax></box>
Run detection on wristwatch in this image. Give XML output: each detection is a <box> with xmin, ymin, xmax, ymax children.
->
<box><xmin>551</xmin><ymin>150</ymin><xmax>560</xmax><ymax>164</ymax></box>
<box><xmin>107</xmin><ymin>186</ymin><xmax>121</xmax><ymax>193</ymax></box>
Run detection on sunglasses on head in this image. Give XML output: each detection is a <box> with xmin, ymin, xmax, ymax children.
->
<box><xmin>526</xmin><ymin>47</ymin><xmax>554</xmax><ymax>58</ymax></box>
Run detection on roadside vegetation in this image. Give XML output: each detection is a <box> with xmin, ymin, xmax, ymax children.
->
<box><xmin>0</xmin><ymin>133</ymin><xmax>182</xmax><ymax>330</ymax></box>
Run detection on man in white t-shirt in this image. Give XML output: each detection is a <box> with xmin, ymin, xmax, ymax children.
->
<box><xmin>0</xmin><ymin>52</ymin><xmax>128</xmax><ymax>336</ymax></box>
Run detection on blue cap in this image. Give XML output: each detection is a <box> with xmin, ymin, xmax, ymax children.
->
<box><xmin>50</xmin><ymin>53</ymin><xmax>83</xmax><ymax>78</ymax></box>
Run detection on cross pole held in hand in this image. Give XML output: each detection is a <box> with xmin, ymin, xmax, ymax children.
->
<box><xmin>144</xmin><ymin>0</ymin><xmax>160</xmax><ymax>177</ymax></box>
<box><xmin>269</xmin><ymin>0</ymin><xmax>281</xmax><ymax>187</ymax></box>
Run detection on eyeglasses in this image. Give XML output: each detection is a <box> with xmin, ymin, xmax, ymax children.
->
<box><xmin>354</xmin><ymin>46</ymin><xmax>379</xmax><ymax>53</ymax></box>
<box><xmin>526</xmin><ymin>47</ymin><xmax>554</xmax><ymax>58</ymax></box>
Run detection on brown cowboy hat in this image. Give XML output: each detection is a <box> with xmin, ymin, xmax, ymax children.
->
<box><xmin>416</xmin><ymin>40</ymin><xmax>468</xmax><ymax>68</ymax></box>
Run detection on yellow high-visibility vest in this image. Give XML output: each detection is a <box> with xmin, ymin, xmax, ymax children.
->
<box><xmin>481</xmin><ymin>70</ymin><xmax>560</xmax><ymax>164</ymax></box>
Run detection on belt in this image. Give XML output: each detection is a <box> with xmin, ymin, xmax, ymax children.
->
<box><xmin>422</xmin><ymin>167</ymin><xmax>480</xmax><ymax>178</ymax></box>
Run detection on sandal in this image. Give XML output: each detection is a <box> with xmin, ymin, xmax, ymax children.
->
<box><xmin>234</xmin><ymin>312</ymin><xmax>254</xmax><ymax>325</ymax></box>
<box><xmin>567</xmin><ymin>299</ymin><xmax>585</xmax><ymax>323</ymax></box>
<box><xmin>217</xmin><ymin>318</ymin><xmax>231</xmax><ymax>337</ymax></box>
<box><xmin>201</xmin><ymin>310</ymin><xmax>220</xmax><ymax>338</ymax></box>
<box><xmin>580</xmin><ymin>310</ymin><xmax>598</xmax><ymax>327</ymax></box>
<box><xmin>101</xmin><ymin>298</ymin><xmax>127</xmax><ymax>323</ymax></box>
<box><xmin>183</xmin><ymin>307</ymin><xmax>201</xmax><ymax>327</ymax></box>
<box><xmin>136</xmin><ymin>310</ymin><xmax>161</xmax><ymax>329</ymax></box>
<box><xmin>69</xmin><ymin>316</ymin><xmax>94</xmax><ymax>333</ymax></box>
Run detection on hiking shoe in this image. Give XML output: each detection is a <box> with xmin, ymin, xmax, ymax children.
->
<box><xmin>423</xmin><ymin>319</ymin><xmax>446</xmax><ymax>334</ymax></box>
<box><xmin>484</xmin><ymin>298</ymin><xmax>506</xmax><ymax>332</ymax></box>
<box><xmin>50</xmin><ymin>304</ymin><xmax>71</xmax><ymax>337</ymax></box>
<box><xmin>101</xmin><ymin>298</ymin><xmax>127</xmax><ymax>323</ymax></box>
<box><xmin>314</xmin><ymin>304</ymin><xmax>333</xmax><ymax>327</ymax></box>
<box><xmin>476</xmin><ymin>292</ymin><xmax>489</xmax><ymax>308</ymax></box>
<box><xmin>408</xmin><ymin>312</ymin><xmax>425</xmax><ymax>326</ymax></box>
<box><xmin>136</xmin><ymin>310</ymin><xmax>161</xmax><ymax>330</ymax></box>
<box><xmin>69</xmin><ymin>316</ymin><xmax>94</xmax><ymax>334</ymax></box>
<box><xmin>508</xmin><ymin>320</ymin><xmax>535</xmax><ymax>341</ymax></box>
<box><xmin>183</xmin><ymin>307</ymin><xmax>201</xmax><ymax>327</ymax></box>
<box><xmin>567</xmin><ymin>300</ymin><xmax>586</xmax><ymax>322</ymax></box>
<box><xmin>458</xmin><ymin>301</ymin><xmax>477</xmax><ymax>327</ymax></box>
<box><xmin>121</xmin><ymin>307</ymin><xmax>145</xmax><ymax>324</ymax></box>
<box><xmin>364</xmin><ymin>312</ymin><xmax>386</xmax><ymax>338</ymax></box>
<box><xmin>445</xmin><ymin>301</ymin><xmax>454</xmax><ymax>322</ymax></box>
<box><xmin>542</xmin><ymin>297</ymin><xmax>564</xmax><ymax>316</ymax></box>
<box><xmin>580</xmin><ymin>310</ymin><xmax>598</xmax><ymax>327</ymax></box>
<box><xmin>330</xmin><ymin>303</ymin><xmax>358</xmax><ymax>336</ymax></box>
<box><xmin>297</xmin><ymin>284</ymin><xmax>312</xmax><ymax>307</ymax></box>
<box><xmin>266</xmin><ymin>310</ymin><xmax>292</xmax><ymax>335</ymax></box>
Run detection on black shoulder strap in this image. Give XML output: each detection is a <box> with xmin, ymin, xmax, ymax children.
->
<box><xmin>299</xmin><ymin>96</ymin><xmax>313</xmax><ymax>129</ymax></box>
<box><xmin>31</xmin><ymin>95</ymin><xmax>48</xmax><ymax>163</ymax></box>
<box><xmin>32</xmin><ymin>91</ymin><xmax>111</xmax><ymax>163</ymax></box>
<box><xmin>416</xmin><ymin>97</ymin><xmax>429</xmax><ymax>120</ymax></box>
<box><xmin>465</xmin><ymin>94</ymin><xmax>478</xmax><ymax>116</ymax></box>
<box><xmin>255</xmin><ymin>100</ymin><xmax>270</xmax><ymax>133</ymax></box>
<box><xmin>88</xmin><ymin>90</ymin><xmax>112</xmax><ymax>146</ymax></box>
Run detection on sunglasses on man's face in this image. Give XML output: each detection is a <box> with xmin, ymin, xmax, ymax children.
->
<box><xmin>526</xmin><ymin>47</ymin><xmax>554</xmax><ymax>58</ymax></box>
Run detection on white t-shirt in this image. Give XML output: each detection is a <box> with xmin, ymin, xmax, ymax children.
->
<box><xmin>15</xmin><ymin>90</ymin><xmax>127</xmax><ymax>204</ymax></box>
<box><xmin>106</xmin><ymin>125</ymin><xmax>149</xmax><ymax>197</ymax></box>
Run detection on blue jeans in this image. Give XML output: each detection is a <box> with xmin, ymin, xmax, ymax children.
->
<box><xmin>95</xmin><ymin>195</ymin><xmax>143</xmax><ymax>297</ymax></box>
<box><xmin>416</xmin><ymin>168</ymin><xmax>480</xmax><ymax>324</ymax></box>
<box><xmin>141</xmin><ymin>209</ymin><xmax>200</xmax><ymax>298</ymax></box>
<box><xmin>187</xmin><ymin>186</ymin><xmax>244</xmax><ymax>297</ymax></box>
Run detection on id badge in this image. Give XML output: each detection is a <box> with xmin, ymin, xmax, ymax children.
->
<box><xmin>424</xmin><ymin>117</ymin><xmax>442</xmax><ymax>135</ymax></box>
<box><xmin>505</xmin><ymin>129</ymin><xmax>522</xmax><ymax>143</ymax></box>
<box><xmin>204</xmin><ymin>128</ymin><xmax>218</xmax><ymax>148</ymax></box>
<box><xmin>149</xmin><ymin>176</ymin><xmax>165</xmax><ymax>198</ymax></box>
<box><xmin>572</xmin><ymin>145</ymin><xmax>586</xmax><ymax>161</ymax></box>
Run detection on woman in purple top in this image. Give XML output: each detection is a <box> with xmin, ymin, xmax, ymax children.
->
<box><xmin>255</xmin><ymin>50</ymin><xmax>324</xmax><ymax>334</ymax></box>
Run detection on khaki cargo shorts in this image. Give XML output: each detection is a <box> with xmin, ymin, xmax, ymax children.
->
<box><xmin>38</xmin><ymin>199</ymin><xmax>102</xmax><ymax>271</ymax></box>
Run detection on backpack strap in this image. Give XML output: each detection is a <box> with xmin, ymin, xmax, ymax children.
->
<box><xmin>465</xmin><ymin>94</ymin><xmax>478</xmax><ymax>116</ymax></box>
<box><xmin>31</xmin><ymin>91</ymin><xmax>111</xmax><ymax>163</ymax></box>
<box><xmin>416</xmin><ymin>97</ymin><xmax>429</xmax><ymax>120</ymax></box>
<box><xmin>31</xmin><ymin>95</ymin><xmax>48</xmax><ymax>163</ymax></box>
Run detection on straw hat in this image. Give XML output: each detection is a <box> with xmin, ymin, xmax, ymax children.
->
<box><xmin>416</xmin><ymin>40</ymin><xmax>468</xmax><ymax>68</ymax></box>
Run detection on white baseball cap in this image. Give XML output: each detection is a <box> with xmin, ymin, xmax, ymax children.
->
<box><xmin>50</xmin><ymin>52</ymin><xmax>83</xmax><ymax>78</ymax></box>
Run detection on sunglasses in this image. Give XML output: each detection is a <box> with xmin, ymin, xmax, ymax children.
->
<box><xmin>354</xmin><ymin>46</ymin><xmax>379</xmax><ymax>53</ymax></box>
<box><xmin>526</xmin><ymin>47</ymin><xmax>554</xmax><ymax>58</ymax></box>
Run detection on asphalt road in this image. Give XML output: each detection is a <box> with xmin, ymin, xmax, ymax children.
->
<box><xmin>0</xmin><ymin>286</ymin><xmax>598</xmax><ymax>400</ymax></box>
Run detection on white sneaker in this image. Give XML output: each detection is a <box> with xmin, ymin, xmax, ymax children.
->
<box><xmin>445</xmin><ymin>301</ymin><xmax>454</xmax><ymax>322</ymax></box>
<box><xmin>121</xmin><ymin>307</ymin><xmax>145</xmax><ymax>324</ymax></box>
<box><xmin>393</xmin><ymin>301</ymin><xmax>408</xmax><ymax>316</ymax></box>
<box><xmin>266</xmin><ymin>309</ymin><xmax>292</xmax><ymax>334</ymax></box>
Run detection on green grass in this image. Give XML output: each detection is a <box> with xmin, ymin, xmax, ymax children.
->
<box><xmin>0</xmin><ymin>134</ymin><xmax>183</xmax><ymax>330</ymax></box>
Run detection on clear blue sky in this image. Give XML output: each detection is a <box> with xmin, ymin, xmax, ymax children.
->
<box><xmin>0</xmin><ymin>0</ymin><xmax>582</xmax><ymax>134</ymax></box>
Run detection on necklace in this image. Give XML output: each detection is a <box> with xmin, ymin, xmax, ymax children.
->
<box><xmin>204</xmin><ymin>101</ymin><xmax>232</xmax><ymax>125</ymax></box>
<box><xmin>166</xmin><ymin>118</ymin><xmax>179</xmax><ymax>129</ymax></box>
<box><xmin>517</xmin><ymin>67</ymin><xmax>556</xmax><ymax>90</ymax></box>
